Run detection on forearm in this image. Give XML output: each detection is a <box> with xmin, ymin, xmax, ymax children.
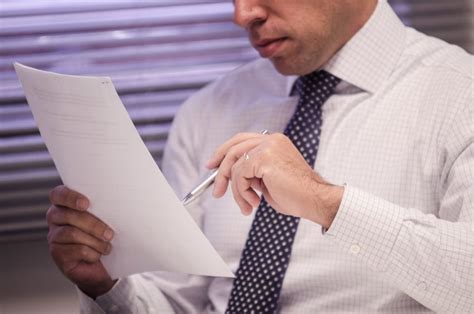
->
<box><xmin>324</xmin><ymin>186</ymin><xmax>474</xmax><ymax>312</ymax></box>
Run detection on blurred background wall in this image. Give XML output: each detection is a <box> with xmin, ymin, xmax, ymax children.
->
<box><xmin>0</xmin><ymin>0</ymin><xmax>472</xmax><ymax>313</ymax></box>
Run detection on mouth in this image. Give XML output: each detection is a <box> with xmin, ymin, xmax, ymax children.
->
<box><xmin>253</xmin><ymin>37</ymin><xmax>288</xmax><ymax>58</ymax></box>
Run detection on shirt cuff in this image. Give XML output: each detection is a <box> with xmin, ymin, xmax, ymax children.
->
<box><xmin>324</xmin><ymin>185</ymin><xmax>406</xmax><ymax>272</ymax></box>
<box><xmin>77</xmin><ymin>278</ymin><xmax>135</xmax><ymax>314</ymax></box>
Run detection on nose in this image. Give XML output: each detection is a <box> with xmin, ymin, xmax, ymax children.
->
<box><xmin>233</xmin><ymin>0</ymin><xmax>267</xmax><ymax>29</ymax></box>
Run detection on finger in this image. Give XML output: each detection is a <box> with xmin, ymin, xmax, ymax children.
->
<box><xmin>213</xmin><ymin>170</ymin><xmax>229</xmax><ymax>198</ymax></box>
<box><xmin>212</xmin><ymin>137</ymin><xmax>263</xmax><ymax>198</ymax></box>
<box><xmin>49</xmin><ymin>185</ymin><xmax>89</xmax><ymax>211</ymax></box>
<box><xmin>50</xmin><ymin>243</ymin><xmax>102</xmax><ymax>271</ymax></box>
<box><xmin>235</xmin><ymin>153</ymin><xmax>262</xmax><ymax>208</ymax></box>
<box><xmin>236</xmin><ymin>151</ymin><xmax>264</xmax><ymax>207</ymax></box>
<box><xmin>230</xmin><ymin>162</ymin><xmax>253</xmax><ymax>215</ymax></box>
<box><xmin>206</xmin><ymin>132</ymin><xmax>264</xmax><ymax>168</ymax></box>
<box><xmin>236</xmin><ymin>175</ymin><xmax>261</xmax><ymax>209</ymax></box>
<box><xmin>47</xmin><ymin>205</ymin><xmax>114</xmax><ymax>242</ymax></box>
<box><xmin>217</xmin><ymin>137</ymin><xmax>263</xmax><ymax>179</ymax></box>
<box><xmin>49</xmin><ymin>225</ymin><xmax>112</xmax><ymax>255</ymax></box>
<box><xmin>249</xmin><ymin>178</ymin><xmax>264</xmax><ymax>192</ymax></box>
<box><xmin>233</xmin><ymin>158</ymin><xmax>261</xmax><ymax>208</ymax></box>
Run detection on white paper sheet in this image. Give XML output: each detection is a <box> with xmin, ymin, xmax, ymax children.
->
<box><xmin>14</xmin><ymin>63</ymin><xmax>233</xmax><ymax>279</ymax></box>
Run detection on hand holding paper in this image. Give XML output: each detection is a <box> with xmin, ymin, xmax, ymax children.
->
<box><xmin>14</xmin><ymin>63</ymin><xmax>233</xmax><ymax>281</ymax></box>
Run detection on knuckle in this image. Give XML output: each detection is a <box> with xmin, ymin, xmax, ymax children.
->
<box><xmin>261</xmin><ymin>146</ymin><xmax>273</xmax><ymax>159</ymax></box>
<box><xmin>46</xmin><ymin>206</ymin><xmax>71</xmax><ymax>226</ymax></box>
<box><xmin>268</xmin><ymin>133</ymin><xmax>287</xmax><ymax>147</ymax></box>
<box><xmin>268</xmin><ymin>138</ymin><xmax>279</xmax><ymax>148</ymax></box>
<box><xmin>49</xmin><ymin>185</ymin><xmax>64</xmax><ymax>204</ymax></box>
<box><xmin>227</xmin><ymin>146</ymin><xmax>239</xmax><ymax>159</ymax></box>
<box><xmin>68</xmin><ymin>227</ymin><xmax>79</xmax><ymax>242</ymax></box>
<box><xmin>58</xmin><ymin>185</ymin><xmax>69</xmax><ymax>199</ymax></box>
<box><xmin>46</xmin><ymin>206</ymin><xmax>55</xmax><ymax>224</ymax></box>
<box><xmin>79</xmin><ymin>246</ymin><xmax>90</xmax><ymax>260</ymax></box>
<box><xmin>224</xmin><ymin>146</ymin><xmax>241</xmax><ymax>163</ymax></box>
<box><xmin>273</xmin><ymin>133</ymin><xmax>287</xmax><ymax>141</ymax></box>
<box><xmin>55</xmin><ymin>225</ymin><xmax>68</xmax><ymax>239</ymax></box>
<box><xmin>54</xmin><ymin>185</ymin><xmax>70</xmax><ymax>206</ymax></box>
<box><xmin>240</xmin><ymin>177</ymin><xmax>250</xmax><ymax>189</ymax></box>
<box><xmin>231</xmin><ymin>162</ymin><xmax>240</xmax><ymax>174</ymax></box>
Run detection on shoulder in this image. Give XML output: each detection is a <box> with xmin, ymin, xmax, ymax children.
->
<box><xmin>392</xmin><ymin>29</ymin><xmax>473</xmax><ymax>116</ymax></box>
<box><xmin>397</xmin><ymin>30</ymin><xmax>473</xmax><ymax>148</ymax></box>
<box><xmin>401</xmin><ymin>28</ymin><xmax>473</xmax><ymax>85</ymax></box>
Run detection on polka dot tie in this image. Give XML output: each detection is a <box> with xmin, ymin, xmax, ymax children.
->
<box><xmin>226</xmin><ymin>71</ymin><xmax>341</xmax><ymax>314</ymax></box>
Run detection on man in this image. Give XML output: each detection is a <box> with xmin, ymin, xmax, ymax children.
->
<box><xmin>46</xmin><ymin>0</ymin><xmax>474</xmax><ymax>312</ymax></box>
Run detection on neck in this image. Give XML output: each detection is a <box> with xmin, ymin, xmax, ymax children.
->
<box><xmin>345</xmin><ymin>0</ymin><xmax>378</xmax><ymax>44</ymax></box>
<box><xmin>312</xmin><ymin>0</ymin><xmax>379</xmax><ymax>74</ymax></box>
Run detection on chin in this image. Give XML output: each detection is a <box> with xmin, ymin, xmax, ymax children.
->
<box><xmin>270</xmin><ymin>57</ymin><xmax>314</xmax><ymax>76</ymax></box>
<box><xmin>270</xmin><ymin>59</ymin><xmax>300</xmax><ymax>76</ymax></box>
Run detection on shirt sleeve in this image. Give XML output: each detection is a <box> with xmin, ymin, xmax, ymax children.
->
<box><xmin>77</xmin><ymin>277</ymin><xmax>175</xmax><ymax>313</ymax></box>
<box><xmin>77</xmin><ymin>272</ymin><xmax>212</xmax><ymax>314</ymax></box>
<box><xmin>78</xmin><ymin>85</ymin><xmax>215</xmax><ymax>313</ymax></box>
<box><xmin>325</xmin><ymin>104</ymin><xmax>474</xmax><ymax>312</ymax></box>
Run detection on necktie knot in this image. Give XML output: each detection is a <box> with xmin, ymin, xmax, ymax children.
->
<box><xmin>293</xmin><ymin>70</ymin><xmax>340</xmax><ymax>100</ymax></box>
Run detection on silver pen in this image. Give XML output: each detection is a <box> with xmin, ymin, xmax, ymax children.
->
<box><xmin>182</xmin><ymin>130</ymin><xmax>269</xmax><ymax>206</ymax></box>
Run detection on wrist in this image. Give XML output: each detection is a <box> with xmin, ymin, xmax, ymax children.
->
<box><xmin>320</xmin><ymin>184</ymin><xmax>344</xmax><ymax>229</ymax></box>
<box><xmin>306</xmin><ymin>178</ymin><xmax>344</xmax><ymax>229</ymax></box>
<box><xmin>79</xmin><ymin>278</ymin><xmax>118</xmax><ymax>300</ymax></box>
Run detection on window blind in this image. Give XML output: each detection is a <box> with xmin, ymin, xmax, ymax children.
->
<box><xmin>0</xmin><ymin>0</ymin><xmax>257</xmax><ymax>242</ymax></box>
<box><xmin>390</xmin><ymin>0</ymin><xmax>473</xmax><ymax>51</ymax></box>
<box><xmin>0</xmin><ymin>0</ymin><xmax>472</xmax><ymax>242</ymax></box>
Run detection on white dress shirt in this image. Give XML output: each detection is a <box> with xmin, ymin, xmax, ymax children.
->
<box><xmin>80</xmin><ymin>0</ymin><xmax>474</xmax><ymax>312</ymax></box>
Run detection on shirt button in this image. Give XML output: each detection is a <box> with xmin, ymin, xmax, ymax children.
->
<box><xmin>417</xmin><ymin>281</ymin><xmax>428</xmax><ymax>291</ymax></box>
<box><xmin>349</xmin><ymin>244</ymin><xmax>361</xmax><ymax>255</ymax></box>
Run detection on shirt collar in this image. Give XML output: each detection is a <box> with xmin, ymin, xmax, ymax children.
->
<box><xmin>286</xmin><ymin>0</ymin><xmax>406</xmax><ymax>94</ymax></box>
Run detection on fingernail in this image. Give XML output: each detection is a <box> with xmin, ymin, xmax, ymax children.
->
<box><xmin>76</xmin><ymin>199</ymin><xmax>88</xmax><ymax>210</ymax></box>
<box><xmin>103</xmin><ymin>228</ymin><xmax>114</xmax><ymax>241</ymax></box>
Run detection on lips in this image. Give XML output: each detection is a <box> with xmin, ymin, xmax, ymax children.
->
<box><xmin>253</xmin><ymin>37</ymin><xmax>288</xmax><ymax>58</ymax></box>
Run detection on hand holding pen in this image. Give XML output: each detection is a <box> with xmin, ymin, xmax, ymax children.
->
<box><xmin>182</xmin><ymin>130</ymin><xmax>269</xmax><ymax>206</ymax></box>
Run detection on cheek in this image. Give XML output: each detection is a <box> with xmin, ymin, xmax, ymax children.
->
<box><xmin>292</xmin><ymin>18</ymin><xmax>326</xmax><ymax>50</ymax></box>
<box><xmin>300</xmin><ymin>22</ymin><xmax>333</xmax><ymax>57</ymax></box>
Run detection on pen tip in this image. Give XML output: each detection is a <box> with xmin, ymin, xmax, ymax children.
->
<box><xmin>182</xmin><ymin>194</ymin><xmax>191</xmax><ymax>206</ymax></box>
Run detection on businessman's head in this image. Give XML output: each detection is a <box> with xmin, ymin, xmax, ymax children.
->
<box><xmin>233</xmin><ymin>0</ymin><xmax>377</xmax><ymax>75</ymax></box>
